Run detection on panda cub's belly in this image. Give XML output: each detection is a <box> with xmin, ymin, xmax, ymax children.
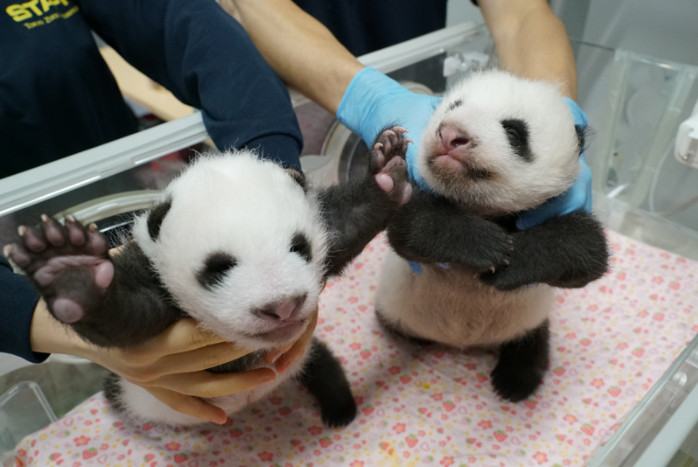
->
<box><xmin>376</xmin><ymin>249</ymin><xmax>553</xmax><ymax>348</ymax></box>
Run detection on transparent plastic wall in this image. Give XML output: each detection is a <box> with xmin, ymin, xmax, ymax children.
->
<box><xmin>584</xmin><ymin>49</ymin><xmax>698</xmax><ymax>260</ymax></box>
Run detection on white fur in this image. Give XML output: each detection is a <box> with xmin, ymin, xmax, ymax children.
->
<box><xmin>122</xmin><ymin>152</ymin><xmax>330</xmax><ymax>426</ymax></box>
<box><xmin>133</xmin><ymin>154</ymin><xmax>328</xmax><ymax>351</ymax></box>
<box><xmin>378</xmin><ymin>70</ymin><xmax>580</xmax><ymax>348</ymax></box>
<box><xmin>377</xmin><ymin>250</ymin><xmax>552</xmax><ymax>346</ymax></box>
<box><xmin>418</xmin><ymin>70</ymin><xmax>580</xmax><ymax>216</ymax></box>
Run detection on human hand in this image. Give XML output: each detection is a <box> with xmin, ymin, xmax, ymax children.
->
<box><xmin>263</xmin><ymin>306</ymin><xmax>318</xmax><ymax>374</ymax></box>
<box><xmin>516</xmin><ymin>98</ymin><xmax>592</xmax><ymax>229</ymax></box>
<box><xmin>336</xmin><ymin>67</ymin><xmax>442</xmax><ymax>192</ymax></box>
<box><xmin>31</xmin><ymin>303</ymin><xmax>275</xmax><ymax>425</ymax></box>
<box><xmin>516</xmin><ymin>155</ymin><xmax>592</xmax><ymax>229</ymax></box>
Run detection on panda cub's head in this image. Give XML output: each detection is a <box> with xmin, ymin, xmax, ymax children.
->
<box><xmin>418</xmin><ymin>70</ymin><xmax>583</xmax><ymax>216</ymax></box>
<box><xmin>132</xmin><ymin>152</ymin><xmax>328</xmax><ymax>350</ymax></box>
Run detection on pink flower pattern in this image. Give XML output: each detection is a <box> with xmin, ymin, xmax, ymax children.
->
<box><xmin>13</xmin><ymin>231</ymin><xmax>698</xmax><ymax>465</ymax></box>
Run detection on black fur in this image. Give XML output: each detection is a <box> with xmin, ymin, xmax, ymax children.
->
<box><xmin>380</xmin><ymin>129</ymin><xmax>609</xmax><ymax>403</ymax></box>
<box><xmin>197</xmin><ymin>252</ymin><xmax>238</xmax><ymax>289</ymax></box>
<box><xmin>74</xmin><ymin>242</ymin><xmax>184</xmax><ymax>348</ymax></box>
<box><xmin>290</xmin><ymin>232</ymin><xmax>312</xmax><ymax>263</ymax></box>
<box><xmin>8</xmin><ymin>133</ymin><xmax>409</xmax><ymax>427</ymax></box>
<box><xmin>388</xmin><ymin>191</ymin><xmax>608</xmax><ymax>286</ymax></box>
<box><xmin>481</xmin><ymin>211</ymin><xmax>609</xmax><ymax>290</ymax></box>
<box><xmin>575</xmin><ymin>125</ymin><xmax>586</xmax><ymax>155</ymax></box>
<box><xmin>285</xmin><ymin>168</ymin><xmax>308</xmax><ymax>192</ymax></box>
<box><xmin>320</xmin><ymin>127</ymin><xmax>409</xmax><ymax>277</ymax></box>
<box><xmin>387</xmin><ymin>189</ymin><xmax>514</xmax><ymax>273</ymax></box>
<box><xmin>491</xmin><ymin>320</ymin><xmax>550</xmax><ymax>402</ymax></box>
<box><xmin>296</xmin><ymin>338</ymin><xmax>357</xmax><ymax>427</ymax></box>
<box><xmin>146</xmin><ymin>200</ymin><xmax>171</xmax><ymax>241</ymax></box>
<box><xmin>501</xmin><ymin>119</ymin><xmax>533</xmax><ymax>162</ymax></box>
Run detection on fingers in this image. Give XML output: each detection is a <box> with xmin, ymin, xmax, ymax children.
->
<box><xmin>133</xmin><ymin>319</ymin><xmax>228</xmax><ymax>357</ymax></box>
<box><xmin>145</xmin><ymin>387</ymin><xmax>229</xmax><ymax>425</ymax></box>
<box><xmin>273</xmin><ymin>309</ymin><xmax>318</xmax><ymax>374</ymax></box>
<box><xmin>138</xmin><ymin>341</ymin><xmax>252</xmax><ymax>381</ymax></box>
<box><xmin>152</xmin><ymin>367</ymin><xmax>276</xmax><ymax>399</ymax></box>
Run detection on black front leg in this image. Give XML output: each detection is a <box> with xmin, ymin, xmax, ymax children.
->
<box><xmin>387</xmin><ymin>190</ymin><xmax>514</xmax><ymax>272</ymax></box>
<box><xmin>319</xmin><ymin>127</ymin><xmax>411</xmax><ymax>277</ymax></box>
<box><xmin>4</xmin><ymin>215</ymin><xmax>181</xmax><ymax>348</ymax></box>
<box><xmin>297</xmin><ymin>338</ymin><xmax>357</xmax><ymax>427</ymax></box>
<box><xmin>481</xmin><ymin>211</ymin><xmax>609</xmax><ymax>290</ymax></box>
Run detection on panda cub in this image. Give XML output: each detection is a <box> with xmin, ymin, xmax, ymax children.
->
<box><xmin>375</xmin><ymin>70</ymin><xmax>609</xmax><ymax>402</ymax></box>
<box><xmin>5</xmin><ymin>128</ymin><xmax>410</xmax><ymax>427</ymax></box>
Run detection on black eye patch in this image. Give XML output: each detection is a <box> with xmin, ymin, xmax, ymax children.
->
<box><xmin>501</xmin><ymin>119</ymin><xmax>533</xmax><ymax>162</ymax></box>
<box><xmin>447</xmin><ymin>99</ymin><xmax>463</xmax><ymax>112</ymax></box>
<box><xmin>197</xmin><ymin>252</ymin><xmax>237</xmax><ymax>289</ymax></box>
<box><xmin>290</xmin><ymin>232</ymin><xmax>312</xmax><ymax>263</ymax></box>
<box><xmin>147</xmin><ymin>199</ymin><xmax>172</xmax><ymax>241</ymax></box>
<box><xmin>575</xmin><ymin>125</ymin><xmax>586</xmax><ymax>156</ymax></box>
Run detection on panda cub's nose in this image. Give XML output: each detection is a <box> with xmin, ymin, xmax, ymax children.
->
<box><xmin>253</xmin><ymin>294</ymin><xmax>307</xmax><ymax>321</ymax></box>
<box><xmin>438</xmin><ymin>124</ymin><xmax>471</xmax><ymax>150</ymax></box>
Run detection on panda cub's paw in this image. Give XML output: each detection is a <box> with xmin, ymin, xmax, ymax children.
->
<box><xmin>370</xmin><ymin>126</ymin><xmax>411</xmax><ymax>205</ymax></box>
<box><xmin>490</xmin><ymin>359</ymin><xmax>544</xmax><ymax>403</ymax></box>
<box><xmin>480</xmin><ymin>267</ymin><xmax>538</xmax><ymax>291</ymax></box>
<box><xmin>4</xmin><ymin>215</ymin><xmax>113</xmax><ymax>325</ymax></box>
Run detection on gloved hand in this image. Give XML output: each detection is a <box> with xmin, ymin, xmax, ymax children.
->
<box><xmin>337</xmin><ymin>67</ymin><xmax>440</xmax><ymax>191</ymax></box>
<box><xmin>337</xmin><ymin>67</ymin><xmax>593</xmax><ymax>228</ymax></box>
<box><xmin>515</xmin><ymin>98</ymin><xmax>592</xmax><ymax>229</ymax></box>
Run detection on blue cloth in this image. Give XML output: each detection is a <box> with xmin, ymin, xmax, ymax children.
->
<box><xmin>0</xmin><ymin>0</ymin><xmax>303</xmax><ymax>361</ymax></box>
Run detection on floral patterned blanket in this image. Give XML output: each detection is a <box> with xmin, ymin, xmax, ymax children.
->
<box><xmin>14</xmin><ymin>230</ymin><xmax>698</xmax><ymax>466</ymax></box>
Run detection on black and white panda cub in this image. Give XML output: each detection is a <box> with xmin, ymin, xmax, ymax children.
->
<box><xmin>375</xmin><ymin>70</ymin><xmax>609</xmax><ymax>402</ymax></box>
<box><xmin>5</xmin><ymin>128</ymin><xmax>411</xmax><ymax>427</ymax></box>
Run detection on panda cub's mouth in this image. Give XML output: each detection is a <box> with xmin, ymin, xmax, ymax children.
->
<box><xmin>253</xmin><ymin>318</ymin><xmax>308</xmax><ymax>342</ymax></box>
<box><xmin>247</xmin><ymin>294</ymin><xmax>310</xmax><ymax>343</ymax></box>
<box><xmin>427</xmin><ymin>124</ymin><xmax>493</xmax><ymax>181</ymax></box>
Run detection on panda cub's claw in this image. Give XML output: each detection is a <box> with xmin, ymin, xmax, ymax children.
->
<box><xmin>480</xmin><ymin>252</ymin><xmax>540</xmax><ymax>291</ymax></box>
<box><xmin>370</xmin><ymin>127</ymin><xmax>411</xmax><ymax>205</ymax></box>
<box><xmin>459</xmin><ymin>223</ymin><xmax>514</xmax><ymax>273</ymax></box>
<box><xmin>5</xmin><ymin>214</ymin><xmax>113</xmax><ymax>324</ymax></box>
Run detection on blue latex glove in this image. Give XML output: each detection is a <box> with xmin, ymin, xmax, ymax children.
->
<box><xmin>515</xmin><ymin>98</ymin><xmax>593</xmax><ymax>229</ymax></box>
<box><xmin>337</xmin><ymin>68</ymin><xmax>593</xmax><ymax>230</ymax></box>
<box><xmin>337</xmin><ymin>67</ymin><xmax>441</xmax><ymax>191</ymax></box>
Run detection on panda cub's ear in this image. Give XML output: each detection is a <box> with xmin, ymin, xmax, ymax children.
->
<box><xmin>147</xmin><ymin>199</ymin><xmax>172</xmax><ymax>242</ymax></box>
<box><xmin>285</xmin><ymin>168</ymin><xmax>308</xmax><ymax>193</ymax></box>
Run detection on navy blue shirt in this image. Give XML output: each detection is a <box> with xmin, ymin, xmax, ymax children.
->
<box><xmin>0</xmin><ymin>0</ymin><xmax>303</xmax><ymax>179</ymax></box>
<box><xmin>1</xmin><ymin>0</ymin><xmax>303</xmax><ymax>362</ymax></box>
<box><xmin>294</xmin><ymin>0</ymin><xmax>447</xmax><ymax>56</ymax></box>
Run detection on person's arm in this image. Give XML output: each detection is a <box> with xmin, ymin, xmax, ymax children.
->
<box><xmin>221</xmin><ymin>0</ymin><xmax>362</xmax><ymax>115</ymax></box>
<box><xmin>76</xmin><ymin>0</ymin><xmax>303</xmax><ymax>169</ymax></box>
<box><xmin>476</xmin><ymin>0</ymin><xmax>591</xmax><ymax>226</ymax></box>
<box><xmin>478</xmin><ymin>0</ymin><xmax>577</xmax><ymax>99</ymax></box>
<box><xmin>226</xmin><ymin>0</ymin><xmax>590</xmax><ymax>221</ymax></box>
<box><xmin>0</xmin><ymin>256</ymin><xmax>44</xmax><ymax>363</ymax></box>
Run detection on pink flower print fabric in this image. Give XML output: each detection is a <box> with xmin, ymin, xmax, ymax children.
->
<box><xmin>14</xmin><ymin>230</ymin><xmax>698</xmax><ymax>466</ymax></box>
